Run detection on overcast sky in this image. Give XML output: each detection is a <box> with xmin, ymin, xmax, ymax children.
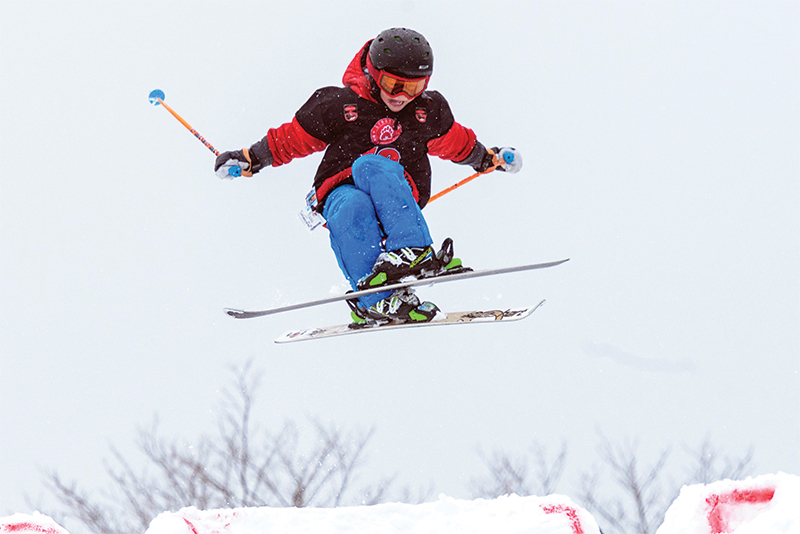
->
<box><xmin>1</xmin><ymin>0</ymin><xmax>798</xmax><ymax>524</ymax></box>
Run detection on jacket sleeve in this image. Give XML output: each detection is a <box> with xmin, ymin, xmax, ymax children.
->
<box><xmin>424</xmin><ymin>92</ymin><xmax>492</xmax><ymax>171</ymax></box>
<box><xmin>246</xmin><ymin>117</ymin><xmax>327</xmax><ymax>171</ymax></box>
<box><xmin>246</xmin><ymin>90</ymin><xmax>332</xmax><ymax>171</ymax></box>
<box><xmin>426</xmin><ymin>121</ymin><xmax>477</xmax><ymax>163</ymax></box>
<box><xmin>265</xmin><ymin>117</ymin><xmax>327</xmax><ymax>166</ymax></box>
<box><xmin>427</xmin><ymin>123</ymin><xmax>495</xmax><ymax>173</ymax></box>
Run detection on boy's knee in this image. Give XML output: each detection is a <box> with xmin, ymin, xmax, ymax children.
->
<box><xmin>352</xmin><ymin>154</ymin><xmax>403</xmax><ymax>181</ymax></box>
<box><xmin>324</xmin><ymin>187</ymin><xmax>378</xmax><ymax>237</ymax></box>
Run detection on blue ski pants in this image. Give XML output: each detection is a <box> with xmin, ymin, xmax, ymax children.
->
<box><xmin>322</xmin><ymin>154</ymin><xmax>432</xmax><ymax>307</ymax></box>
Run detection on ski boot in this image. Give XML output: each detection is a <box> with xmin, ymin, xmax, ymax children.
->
<box><xmin>432</xmin><ymin>237</ymin><xmax>472</xmax><ymax>277</ymax></box>
<box><xmin>347</xmin><ymin>288</ymin><xmax>442</xmax><ymax>326</ymax></box>
<box><xmin>357</xmin><ymin>237</ymin><xmax>471</xmax><ymax>290</ymax></box>
<box><xmin>357</xmin><ymin>245</ymin><xmax>437</xmax><ymax>290</ymax></box>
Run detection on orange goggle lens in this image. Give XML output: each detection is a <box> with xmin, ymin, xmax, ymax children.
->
<box><xmin>377</xmin><ymin>72</ymin><xmax>429</xmax><ymax>98</ymax></box>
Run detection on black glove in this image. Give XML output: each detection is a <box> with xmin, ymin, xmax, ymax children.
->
<box><xmin>458</xmin><ymin>141</ymin><xmax>493</xmax><ymax>172</ymax></box>
<box><xmin>214</xmin><ymin>149</ymin><xmax>252</xmax><ymax>180</ymax></box>
<box><xmin>458</xmin><ymin>142</ymin><xmax>522</xmax><ymax>174</ymax></box>
<box><xmin>214</xmin><ymin>136</ymin><xmax>275</xmax><ymax>179</ymax></box>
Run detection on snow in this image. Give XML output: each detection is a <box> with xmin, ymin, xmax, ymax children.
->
<box><xmin>144</xmin><ymin>494</ymin><xmax>599</xmax><ymax>534</ymax></box>
<box><xmin>4</xmin><ymin>474</ymin><xmax>798</xmax><ymax>534</ymax></box>
<box><xmin>656</xmin><ymin>473</ymin><xmax>799</xmax><ymax>534</ymax></box>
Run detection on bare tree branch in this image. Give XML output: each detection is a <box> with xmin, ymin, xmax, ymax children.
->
<box><xmin>579</xmin><ymin>437</ymin><xmax>671</xmax><ymax>534</ymax></box>
<box><xmin>531</xmin><ymin>441</ymin><xmax>568</xmax><ymax>496</ymax></box>
<box><xmin>44</xmin><ymin>472</ymin><xmax>124</xmax><ymax>534</ymax></box>
<box><xmin>44</xmin><ymin>359</ymin><xmax>396</xmax><ymax>534</ymax></box>
<box><xmin>685</xmin><ymin>438</ymin><xmax>755</xmax><ymax>484</ymax></box>
<box><xmin>471</xmin><ymin>441</ymin><xmax>567</xmax><ymax>499</ymax></box>
<box><xmin>471</xmin><ymin>448</ymin><xmax>531</xmax><ymax>498</ymax></box>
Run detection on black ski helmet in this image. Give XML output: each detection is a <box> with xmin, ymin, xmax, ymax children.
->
<box><xmin>368</xmin><ymin>28</ymin><xmax>433</xmax><ymax>78</ymax></box>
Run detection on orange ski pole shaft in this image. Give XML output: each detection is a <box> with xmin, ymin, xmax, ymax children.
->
<box><xmin>428</xmin><ymin>149</ymin><xmax>504</xmax><ymax>204</ymax></box>
<box><xmin>428</xmin><ymin>168</ymin><xmax>493</xmax><ymax>203</ymax></box>
<box><xmin>148</xmin><ymin>89</ymin><xmax>242</xmax><ymax>177</ymax></box>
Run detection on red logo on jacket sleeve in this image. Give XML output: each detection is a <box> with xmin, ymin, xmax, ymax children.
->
<box><xmin>415</xmin><ymin>108</ymin><xmax>427</xmax><ymax>123</ymax></box>
<box><xmin>343</xmin><ymin>104</ymin><xmax>358</xmax><ymax>122</ymax></box>
<box><xmin>370</xmin><ymin>118</ymin><xmax>402</xmax><ymax>145</ymax></box>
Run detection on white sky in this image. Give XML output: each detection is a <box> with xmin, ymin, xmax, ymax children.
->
<box><xmin>1</xmin><ymin>0</ymin><xmax>798</xmax><ymax>521</ymax></box>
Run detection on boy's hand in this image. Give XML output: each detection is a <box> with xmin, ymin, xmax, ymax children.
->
<box><xmin>493</xmin><ymin>147</ymin><xmax>522</xmax><ymax>174</ymax></box>
<box><xmin>215</xmin><ymin>149</ymin><xmax>252</xmax><ymax>180</ymax></box>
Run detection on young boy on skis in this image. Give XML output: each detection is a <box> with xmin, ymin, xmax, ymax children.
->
<box><xmin>215</xmin><ymin>28</ymin><xmax>521</xmax><ymax>324</ymax></box>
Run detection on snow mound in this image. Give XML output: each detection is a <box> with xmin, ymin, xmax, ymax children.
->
<box><xmin>656</xmin><ymin>472</ymin><xmax>799</xmax><ymax>534</ymax></box>
<box><xmin>145</xmin><ymin>494</ymin><xmax>600</xmax><ymax>534</ymax></box>
<box><xmin>0</xmin><ymin>512</ymin><xmax>69</xmax><ymax>534</ymax></box>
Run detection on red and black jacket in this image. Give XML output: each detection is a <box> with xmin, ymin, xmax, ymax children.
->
<box><xmin>247</xmin><ymin>41</ymin><xmax>490</xmax><ymax>209</ymax></box>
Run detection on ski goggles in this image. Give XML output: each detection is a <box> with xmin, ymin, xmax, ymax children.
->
<box><xmin>367</xmin><ymin>61</ymin><xmax>429</xmax><ymax>98</ymax></box>
<box><xmin>377</xmin><ymin>71</ymin><xmax>429</xmax><ymax>98</ymax></box>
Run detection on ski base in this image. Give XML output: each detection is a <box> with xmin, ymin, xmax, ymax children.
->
<box><xmin>274</xmin><ymin>301</ymin><xmax>545</xmax><ymax>344</ymax></box>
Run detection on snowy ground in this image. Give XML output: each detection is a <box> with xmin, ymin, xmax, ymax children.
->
<box><xmin>656</xmin><ymin>473</ymin><xmax>799</xmax><ymax>534</ymax></box>
<box><xmin>3</xmin><ymin>473</ymin><xmax>797</xmax><ymax>534</ymax></box>
<box><xmin>146</xmin><ymin>494</ymin><xmax>598</xmax><ymax>534</ymax></box>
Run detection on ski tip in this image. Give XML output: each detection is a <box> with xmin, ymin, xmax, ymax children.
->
<box><xmin>148</xmin><ymin>89</ymin><xmax>165</xmax><ymax>105</ymax></box>
<box><xmin>542</xmin><ymin>258</ymin><xmax>570</xmax><ymax>268</ymax></box>
<box><xmin>224</xmin><ymin>308</ymin><xmax>246</xmax><ymax>319</ymax></box>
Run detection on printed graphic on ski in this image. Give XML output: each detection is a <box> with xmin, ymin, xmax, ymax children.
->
<box><xmin>275</xmin><ymin>301</ymin><xmax>545</xmax><ymax>343</ymax></box>
<box><xmin>225</xmin><ymin>259</ymin><xmax>568</xmax><ymax>319</ymax></box>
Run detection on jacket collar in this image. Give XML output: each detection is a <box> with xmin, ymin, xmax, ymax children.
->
<box><xmin>342</xmin><ymin>40</ymin><xmax>378</xmax><ymax>102</ymax></box>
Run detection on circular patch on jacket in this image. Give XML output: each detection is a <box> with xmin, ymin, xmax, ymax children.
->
<box><xmin>370</xmin><ymin>118</ymin><xmax>402</xmax><ymax>145</ymax></box>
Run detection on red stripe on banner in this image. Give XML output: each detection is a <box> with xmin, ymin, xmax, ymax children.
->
<box><xmin>2</xmin><ymin>523</ymin><xmax>61</xmax><ymax>534</ymax></box>
<box><xmin>706</xmin><ymin>486</ymin><xmax>776</xmax><ymax>534</ymax></box>
<box><xmin>541</xmin><ymin>504</ymin><xmax>585</xmax><ymax>534</ymax></box>
<box><xmin>182</xmin><ymin>518</ymin><xmax>200</xmax><ymax>534</ymax></box>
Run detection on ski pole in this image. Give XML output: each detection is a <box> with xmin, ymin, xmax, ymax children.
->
<box><xmin>428</xmin><ymin>149</ymin><xmax>514</xmax><ymax>204</ymax></box>
<box><xmin>148</xmin><ymin>89</ymin><xmax>241</xmax><ymax>177</ymax></box>
<box><xmin>428</xmin><ymin>168</ymin><xmax>493</xmax><ymax>203</ymax></box>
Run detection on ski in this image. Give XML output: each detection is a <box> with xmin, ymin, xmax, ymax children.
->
<box><xmin>274</xmin><ymin>301</ymin><xmax>546</xmax><ymax>343</ymax></box>
<box><xmin>225</xmin><ymin>259</ymin><xmax>568</xmax><ymax>319</ymax></box>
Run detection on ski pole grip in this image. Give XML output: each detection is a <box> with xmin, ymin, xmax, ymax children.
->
<box><xmin>229</xmin><ymin>165</ymin><xmax>242</xmax><ymax>177</ymax></box>
<box><xmin>503</xmin><ymin>151</ymin><xmax>515</xmax><ymax>164</ymax></box>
